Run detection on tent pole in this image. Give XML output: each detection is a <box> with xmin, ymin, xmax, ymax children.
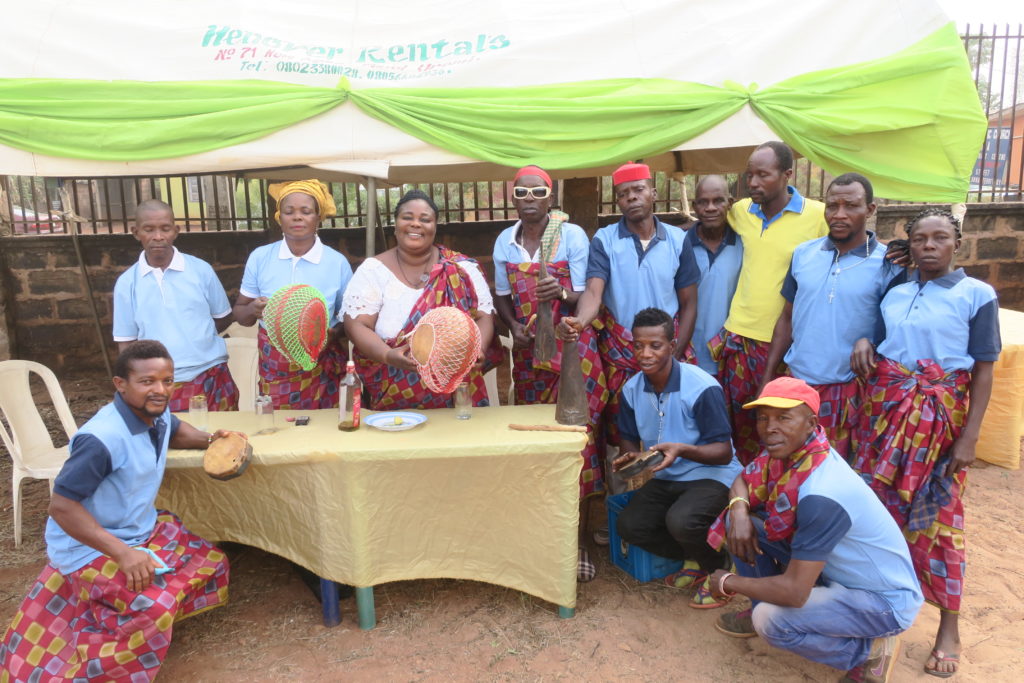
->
<box><xmin>364</xmin><ymin>177</ymin><xmax>377</xmax><ymax>258</ymax></box>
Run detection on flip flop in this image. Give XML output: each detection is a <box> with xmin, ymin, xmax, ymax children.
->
<box><xmin>688</xmin><ymin>576</ymin><xmax>730</xmax><ymax>609</ymax></box>
<box><xmin>663</xmin><ymin>562</ymin><xmax>706</xmax><ymax>589</ymax></box>
<box><xmin>924</xmin><ymin>648</ymin><xmax>959</xmax><ymax>678</ymax></box>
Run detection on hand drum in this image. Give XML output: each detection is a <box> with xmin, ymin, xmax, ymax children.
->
<box><xmin>409</xmin><ymin>306</ymin><xmax>482</xmax><ymax>394</ymax></box>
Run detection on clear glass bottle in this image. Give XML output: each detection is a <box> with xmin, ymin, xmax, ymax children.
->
<box><xmin>254</xmin><ymin>394</ymin><xmax>274</xmax><ymax>434</ymax></box>
<box><xmin>454</xmin><ymin>382</ymin><xmax>472</xmax><ymax>420</ymax></box>
<box><xmin>338</xmin><ymin>360</ymin><xmax>362</xmax><ymax>431</ymax></box>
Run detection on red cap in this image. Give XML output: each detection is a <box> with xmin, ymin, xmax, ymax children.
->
<box><xmin>743</xmin><ymin>376</ymin><xmax>821</xmax><ymax>415</ymax></box>
<box><xmin>612</xmin><ymin>162</ymin><xmax>651</xmax><ymax>187</ymax></box>
<box><xmin>514</xmin><ymin>165</ymin><xmax>552</xmax><ymax>187</ymax></box>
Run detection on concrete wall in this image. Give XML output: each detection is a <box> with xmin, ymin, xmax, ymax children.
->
<box><xmin>1</xmin><ymin>202</ymin><xmax>1021</xmax><ymax>373</ymax></box>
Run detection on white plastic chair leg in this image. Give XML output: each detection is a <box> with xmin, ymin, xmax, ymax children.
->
<box><xmin>12</xmin><ymin>471</ymin><xmax>24</xmax><ymax>548</ymax></box>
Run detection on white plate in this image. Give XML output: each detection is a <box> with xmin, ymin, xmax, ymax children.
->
<box><xmin>364</xmin><ymin>411</ymin><xmax>428</xmax><ymax>432</ymax></box>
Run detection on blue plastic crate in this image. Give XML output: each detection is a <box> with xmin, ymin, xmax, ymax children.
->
<box><xmin>606</xmin><ymin>491</ymin><xmax>683</xmax><ymax>582</ymax></box>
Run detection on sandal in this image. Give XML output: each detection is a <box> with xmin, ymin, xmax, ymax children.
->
<box><xmin>924</xmin><ymin>648</ymin><xmax>959</xmax><ymax>679</ymax></box>
<box><xmin>688</xmin><ymin>576</ymin><xmax>730</xmax><ymax>609</ymax></box>
<box><xmin>663</xmin><ymin>561</ymin><xmax>706</xmax><ymax>589</ymax></box>
<box><xmin>577</xmin><ymin>547</ymin><xmax>596</xmax><ymax>582</ymax></box>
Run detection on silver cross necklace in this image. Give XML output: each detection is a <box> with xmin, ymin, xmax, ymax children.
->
<box><xmin>827</xmin><ymin>240</ymin><xmax>873</xmax><ymax>304</ymax></box>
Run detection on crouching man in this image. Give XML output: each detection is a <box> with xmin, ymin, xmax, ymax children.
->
<box><xmin>706</xmin><ymin>377</ymin><xmax>922</xmax><ymax>682</ymax></box>
<box><xmin>0</xmin><ymin>341</ymin><xmax>241</xmax><ymax>682</ymax></box>
<box><xmin>613</xmin><ymin>308</ymin><xmax>741</xmax><ymax>608</ymax></box>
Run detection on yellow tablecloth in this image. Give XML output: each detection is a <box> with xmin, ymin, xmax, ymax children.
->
<box><xmin>977</xmin><ymin>308</ymin><xmax>1024</xmax><ymax>469</ymax></box>
<box><xmin>157</xmin><ymin>405</ymin><xmax>586</xmax><ymax>609</ymax></box>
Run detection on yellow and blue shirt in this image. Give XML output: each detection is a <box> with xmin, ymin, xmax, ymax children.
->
<box><xmin>725</xmin><ymin>187</ymin><xmax>828</xmax><ymax>342</ymax></box>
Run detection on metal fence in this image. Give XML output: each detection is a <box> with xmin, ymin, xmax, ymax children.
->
<box><xmin>2</xmin><ymin>25</ymin><xmax>1022</xmax><ymax>236</ymax></box>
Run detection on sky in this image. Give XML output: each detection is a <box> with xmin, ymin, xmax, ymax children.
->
<box><xmin>937</xmin><ymin>0</ymin><xmax>1021</xmax><ymax>27</ymax></box>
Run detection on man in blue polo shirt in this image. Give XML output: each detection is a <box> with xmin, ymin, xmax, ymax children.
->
<box><xmin>0</xmin><ymin>341</ymin><xmax>240</xmax><ymax>682</ymax></box>
<box><xmin>759</xmin><ymin>173</ymin><xmax>900</xmax><ymax>460</ymax></box>
<box><xmin>686</xmin><ymin>175</ymin><xmax>743</xmax><ymax>378</ymax></box>
<box><xmin>113</xmin><ymin>199</ymin><xmax>237</xmax><ymax>412</ymax></box>
<box><xmin>706</xmin><ymin>377</ymin><xmax>922</xmax><ymax>683</ymax></box>
<box><xmin>613</xmin><ymin>307</ymin><xmax>740</xmax><ymax>608</ymax></box>
<box><xmin>558</xmin><ymin>163</ymin><xmax>700</xmax><ymax>449</ymax></box>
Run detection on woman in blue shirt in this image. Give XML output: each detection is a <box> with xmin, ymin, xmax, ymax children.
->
<box><xmin>233</xmin><ymin>180</ymin><xmax>353</xmax><ymax>409</ymax></box>
<box><xmin>851</xmin><ymin>208</ymin><xmax>1001</xmax><ymax>678</ymax></box>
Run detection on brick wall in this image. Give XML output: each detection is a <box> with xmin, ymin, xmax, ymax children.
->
<box><xmin>874</xmin><ymin>202</ymin><xmax>1024</xmax><ymax>310</ymax></box>
<box><xmin>1</xmin><ymin>202</ymin><xmax>1021</xmax><ymax>373</ymax></box>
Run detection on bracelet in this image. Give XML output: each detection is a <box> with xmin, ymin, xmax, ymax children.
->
<box><xmin>207</xmin><ymin>434</ymin><xmax>214</xmax><ymax>445</ymax></box>
<box><xmin>727</xmin><ymin>496</ymin><xmax>749</xmax><ymax>510</ymax></box>
<box><xmin>718</xmin><ymin>571</ymin><xmax>737</xmax><ymax>597</ymax></box>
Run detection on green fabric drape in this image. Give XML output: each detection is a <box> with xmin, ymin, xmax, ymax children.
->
<box><xmin>0</xmin><ymin>23</ymin><xmax>985</xmax><ymax>201</ymax></box>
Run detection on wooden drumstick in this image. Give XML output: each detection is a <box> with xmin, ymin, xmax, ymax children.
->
<box><xmin>509</xmin><ymin>423</ymin><xmax>587</xmax><ymax>433</ymax></box>
<box><xmin>524</xmin><ymin>313</ymin><xmax>537</xmax><ymax>332</ymax></box>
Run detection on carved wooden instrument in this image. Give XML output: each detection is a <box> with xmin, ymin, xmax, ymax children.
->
<box><xmin>203</xmin><ymin>433</ymin><xmax>252</xmax><ymax>481</ymax></box>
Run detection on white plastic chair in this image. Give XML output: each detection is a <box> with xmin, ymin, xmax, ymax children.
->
<box><xmin>220</xmin><ymin>321</ymin><xmax>258</xmax><ymax>339</ymax></box>
<box><xmin>499</xmin><ymin>334</ymin><xmax>515</xmax><ymax>406</ymax></box>
<box><xmin>483</xmin><ymin>367</ymin><xmax>501</xmax><ymax>407</ymax></box>
<box><xmin>224</xmin><ymin>337</ymin><xmax>260</xmax><ymax>411</ymax></box>
<box><xmin>0</xmin><ymin>360</ymin><xmax>77</xmax><ymax>546</ymax></box>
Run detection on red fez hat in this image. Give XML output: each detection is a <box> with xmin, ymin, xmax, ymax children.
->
<box><xmin>514</xmin><ymin>165</ymin><xmax>552</xmax><ymax>187</ymax></box>
<box><xmin>743</xmin><ymin>376</ymin><xmax>821</xmax><ymax>416</ymax></box>
<box><xmin>612</xmin><ymin>162</ymin><xmax>652</xmax><ymax>187</ymax></box>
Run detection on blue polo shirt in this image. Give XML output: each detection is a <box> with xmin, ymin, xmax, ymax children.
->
<box><xmin>240</xmin><ymin>237</ymin><xmax>353</xmax><ymax>328</ymax></box>
<box><xmin>617</xmin><ymin>360</ymin><xmax>740</xmax><ymax>486</ymax></box>
<box><xmin>876</xmin><ymin>269</ymin><xmax>1001</xmax><ymax>372</ymax></box>
<box><xmin>789</xmin><ymin>449</ymin><xmax>923</xmax><ymax>628</ymax></box>
<box><xmin>685</xmin><ymin>223</ymin><xmax>743</xmax><ymax>375</ymax></box>
<box><xmin>780</xmin><ymin>233</ymin><xmax>899</xmax><ymax>385</ymax></box>
<box><xmin>492</xmin><ymin>220</ymin><xmax>590</xmax><ymax>295</ymax></box>
<box><xmin>46</xmin><ymin>394</ymin><xmax>180</xmax><ymax>574</ymax></box>
<box><xmin>586</xmin><ymin>217</ymin><xmax>700</xmax><ymax>327</ymax></box>
<box><xmin>112</xmin><ymin>248</ymin><xmax>231</xmax><ymax>382</ymax></box>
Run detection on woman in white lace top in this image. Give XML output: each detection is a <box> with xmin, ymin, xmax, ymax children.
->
<box><xmin>342</xmin><ymin>190</ymin><xmax>499</xmax><ymax>410</ymax></box>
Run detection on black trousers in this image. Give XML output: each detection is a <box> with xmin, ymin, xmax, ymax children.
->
<box><xmin>616</xmin><ymin>477</ymin><xmax>730</xmax><ymax>572</ymax></box>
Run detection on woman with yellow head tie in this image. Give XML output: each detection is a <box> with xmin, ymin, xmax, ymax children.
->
<box><xmin>233</xmin><ymin>180</ymin><xmax>354</xmax><ymax>409</ymax></box>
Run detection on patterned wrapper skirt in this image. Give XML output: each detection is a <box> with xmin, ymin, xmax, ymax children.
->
<box><xmin>168</xmin><ymin>362</ymin><xmax>239</xmax><ymax>412</ymax></box>
<box><xmin>0</xmin><ymin>511</ymin><xmax>229</xmax><ymax>682</ymax></box>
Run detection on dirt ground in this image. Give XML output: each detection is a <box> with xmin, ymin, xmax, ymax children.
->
<box><xmin>1</xmin><ymin>370</ymin><xmax>1023</xmax><ymax>682</ymax></box>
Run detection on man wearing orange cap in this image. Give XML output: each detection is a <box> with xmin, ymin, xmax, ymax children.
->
<box><xmin>711</xmin><ymin>142</ymin><xmax>828</xmax><ymax>465</ymax></box>
<box><xmin>558</xmin><ymin>162</ymin><xmax>699</xmax><ymax>452</ymax></box>
<box><xmin>704</xmin><ymin>377</ymin><xmax>921</xmax><ymax>682</ymax></box>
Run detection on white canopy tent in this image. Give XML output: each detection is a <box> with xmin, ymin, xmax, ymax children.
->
<box><xmin>0</xmin><ymin>0</ymin><xmax>975</xmax><ymax>184</ymax></box>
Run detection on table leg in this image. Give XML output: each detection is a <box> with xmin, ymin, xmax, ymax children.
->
<box><xmin>356</xmin><ymin>586</ymin><xmax>376</xmax><ymax>630</ymax></box>
<box><xmin>558</xmin><ymin>606</ymin><xmax>575</xmax><ymax>619</ymax></box>
<box><xmin>320</xmin><ymin>578</ymin><xmax>341</xmax><ymax>627</ymax></box>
